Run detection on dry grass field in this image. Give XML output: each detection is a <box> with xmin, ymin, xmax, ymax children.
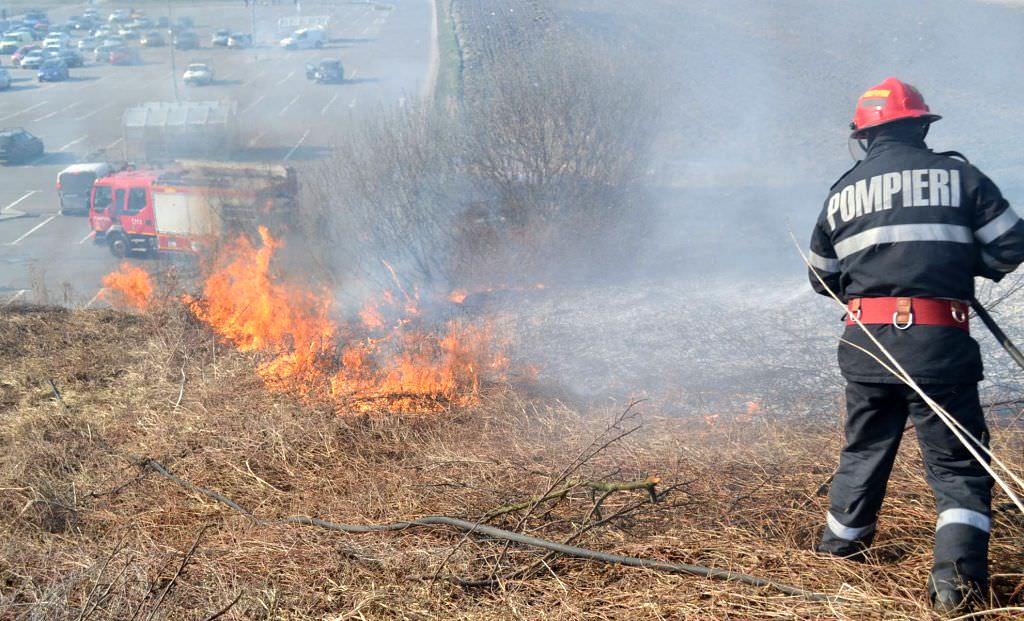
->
<box><xmin>1</xmin><ymin>304</ymin><xmax>1022</xmax><ymax>620</ymax></box>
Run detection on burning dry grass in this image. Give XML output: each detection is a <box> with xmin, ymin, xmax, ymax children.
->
<box><xmin>183</xmin><ymin>227</ymin><xmax>509</xmax><ymax>414</ymax></box>
<box><xmin>1</xmin><ymin>306</ymin><xmax>1022</xmax><ymax>620</ymax></box>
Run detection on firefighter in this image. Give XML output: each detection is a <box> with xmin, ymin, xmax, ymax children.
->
<box><xmin>808</xmin><ymin>77</ymin><xmax>1024</xmax><ymax>614</ymax></box>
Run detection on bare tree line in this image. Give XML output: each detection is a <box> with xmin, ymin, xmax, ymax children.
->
<box><xmin>299</xmin><ymin>1</ymin><xmax>657</xmax><ymax>297</ymax></box>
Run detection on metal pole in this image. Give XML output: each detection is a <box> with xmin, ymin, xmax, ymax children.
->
<box><xmin>167</xmin><ymin>0</ymin><xmax>179</xmax><ymax>102</ymax></box>
<box><xmin>971</xmin><ymin>297</ymin><xmax>1024</xmax><ymax>371</ymax></box>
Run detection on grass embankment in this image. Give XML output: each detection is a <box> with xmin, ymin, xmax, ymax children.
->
<box><xmin>0</xmin><ymin>305</ymin><xmax>1022</xmax><ymax>620</ymax></box>
<box><xmin>432</xmin><ymin>0</ymin><xmax>462</xmax><ymax>111</ymax></box>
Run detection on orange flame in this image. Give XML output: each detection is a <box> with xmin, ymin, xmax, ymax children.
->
<box><xmin>100</xmin><ymin>263</ymin><xmax>153</xmax><ymax>311</ymax></box>
<box><xmin>183</xmin><ymin>227</ymin><xmax>335</xmax><ymax>389</ymax></box>
<box><xmin>185</xmin><ymin>228</ymin><xmax>509</xmax><ymax>412</ymax></box>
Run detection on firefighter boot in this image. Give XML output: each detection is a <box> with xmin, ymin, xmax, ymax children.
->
<box><xmin>928</xmin><ymin>563</ymin><xmax>984</xmax><ymax>617</ymax></box>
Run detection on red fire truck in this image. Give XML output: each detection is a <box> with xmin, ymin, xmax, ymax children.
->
<box><xmin>89</xmin><ymin>161</ymin><xmax>296</xmax><ymax>257</ymax></box>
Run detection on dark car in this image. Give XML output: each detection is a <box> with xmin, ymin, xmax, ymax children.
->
<box><xmin>140</xmin><ymin>30</ymin><xmax>164</xmax><ymax>46</ymax></box>
<box><xmin>68</xmin><ymin>15</ymin><xmax>96</xmax><ymax>31</ymax></box>
<box><xmin>93</xmin><ymin>43</ymin><xmax>122</xmax><ymax>63</ymax></box>
<box><xmin>37</xmin><ymin>58</ymin><xmax>68</xmax><ymax>82</ymax></box>
<box><xmin>173</xmin><ymin>30</ymin><xmax>199</xmax><ymax>50</ymax></box>
<box><xmin>48</xmin><ymin>48</ymin><xmax>83</xmax><ymax>68</ymax></box>
<box><xmin>306</xmin><ymin>59</ymin><xmax>344</xmax><ymax>83</ymax></box>
<box><xmin>0</xmin><ymin>128</ymin><xmax>44</xmax><ymax>165</ymax></box>
<box><xmin>109</xmin><ymin>47</ymin><xmax>141</xmax><ymax>66</ymax></box>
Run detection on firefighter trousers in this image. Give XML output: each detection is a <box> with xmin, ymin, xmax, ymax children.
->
<box><xmin>818</xmin><ymin>382</ymin><xmax>993</xmax><ymax>592</ymax></box>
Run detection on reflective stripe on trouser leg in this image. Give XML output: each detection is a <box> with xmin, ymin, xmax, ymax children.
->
<box><xmin>826</xmin><ymin>511</ymin><xmax>875</xmax><ymax>541</ymax></box>
<box><xmin>907</xmin><ymin>384</ymin><xmax>993</xmax><ymax>589</ymax></box>
<box><xmin>819</xmin><ymin>382</ymin><xmax>908</xmax><ymax>556</ymax></box>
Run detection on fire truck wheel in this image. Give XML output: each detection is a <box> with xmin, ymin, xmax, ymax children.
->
<box><xmin>108</xmin><ymin>234</ymin><xmax>129</xmax><ymax>258</ymax></box>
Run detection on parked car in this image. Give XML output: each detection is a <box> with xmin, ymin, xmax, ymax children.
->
<box><xmin>93</xmin><ymin>43</ymin><xmax>120</xmax><ymax>63</ymax></box>
<box><xmin>0</xmin><ymin>128</ymin><xmax>44</xmax><ymax>164</ymax></box>
<box><xmin>183</xmin><ymin>62</ymin><xmax>213</xmax><ymax>85</ymax></box>
<box><xmin>68</xmin><ymin>15</ymin><xmax>96</xmax><ymax>31</ymax></box>
<box><xmin>37</xmin><ymin>58</ymin><xmax>68</xmax><ymax>81</ymax></box>
<box><xmin>280</xmin><ymin>27</ymin><xmax>326</xmax><ymax>50</ymax></box>
<box><xmin>48</xmin><ymin>48</ymin><xmax>83</xmax><ymax>68</ymax></box>
<box><xmin>211</xmin><ymin>29</ymin><xmax>230</xmax><ymax>46</ymax></box>
<box><xmin>129</xmin><ymin>17</ymin><xmax>153</xmax><ymax>29</ymax></box>
<box><xmin>305</xmin><ymin>58</ymin><xmax>344</xmax><ymax>83</ymax></box>
<box><xmin>102</xmin><ymin>36</ymin><xmax>125</xmax><ymax>48</ymax></box>
<box><xmin>109</xmin><ymin>47</ymin><xmax>141</xmax><ymax>66</ymax></box>
<box><xmin>0</xmin><ymin>31</ymin><xmax>34</xmax><ymax>54</ymax></box>
<box><xmin>108</xmin><ymin>9</ymin><xmax>130</xmax><ymax>23</ymax></box>
<box><xmin>176</xmin><ymin>16</ymin><xmax>194</xmax><ymax>29</ymax></box>
<box><xmin>0</xmin><ymin>68</ymin><xmax>10</xmax><ymax>90</ymax></box>
<box><xmin>173</xmin><ymin>30</ymin><xmax>199</xmax><ymax>50</ymax></box>
<box><xmin>118</xmin><ymin>25</ymin><xmax>141</xmax><ymax>40</ymax></box>
<box><xmin>78</xmin><ymin>36</ymin><xmax>102</xmax><ymax>52</ymax></box>
<box><xmin>83</xmin><ymin>8</ymin><xmax>100</xmax><ymax>20</ymax></box>
<box><xmin>227</xmin><ymin>32</ymin><xmax>251</xmax><ymax>48</ymax></box>
<box><xmin>44</xmin><ymin>30</ymin><xmax>69</xmax><ymax>44</ymax></box>
<box><xmin>140</xmin><ymin>30</ymin><xmax>165</xmax><ymax>47</ymax></box>
<box><xmin>19</xmin><ymin>49</ymin><xmax>46</xmax><ymax>69</ymax></box>
<box><xmin>24</xmin><ymin>10</ymin><xmax>48</xmax><ymax>23</ymax></box>
<box><xmin>12</xmin><ymin>44</ymin><xmax>41</xmax><ymax>66</ymax></box>
<box><xmin>156</xmin><ymin>16</ymin><xmax>169</xmax><ymax>28</ymax></box>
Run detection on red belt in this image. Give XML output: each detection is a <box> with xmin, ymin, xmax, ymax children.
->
<box><xmin>846</xmin><ymin>297</ymin><xmax>970</xmax><ymax>332</ymax></box>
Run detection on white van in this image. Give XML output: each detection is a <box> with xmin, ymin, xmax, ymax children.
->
<box><xmin>280</xmin><ymin>27</ymin><xmax>326</xmax><ymax>50</ymax></box>
<box><xmin>57</xmin><ymin>163</ymin><xmax>114</xmax><ymax>215</ymax></box>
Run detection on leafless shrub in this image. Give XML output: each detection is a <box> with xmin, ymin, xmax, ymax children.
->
<box><xmin>300</xmin><ymin>29</ymin><xmax>655</xmax><ymax>297</ymax></box>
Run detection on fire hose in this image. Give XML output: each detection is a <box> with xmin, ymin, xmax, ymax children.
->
<box><xmin>970</xmin><ymin>297</ymin><xmax>1024</xmax><ymax>371</ymax></box>
<box><xmin>140</xmin><ymin>458</ymin><xmax>841</xmax><ymax>602</ymax></box>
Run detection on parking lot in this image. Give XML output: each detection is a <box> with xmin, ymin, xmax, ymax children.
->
<box><xmin>0</xmin><ymin>0</ymin><xmax>434</xmax><ymax>307</ymax></box>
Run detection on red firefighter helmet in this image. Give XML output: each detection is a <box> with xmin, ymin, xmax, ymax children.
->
<box><xmin>850</xmin><ymin>77</ymin><xmax>941</xmax><ymax>138</ymax></box>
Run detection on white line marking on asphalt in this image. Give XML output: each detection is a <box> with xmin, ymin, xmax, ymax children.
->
<box><xmin>348</xmin><ymin>98</ymin><xmax>357</xmax><ymax>109</ymax></box>
<box><xmin>361</xmin><ymin>24</ymin><xmax>372</xmax><ymax>35</ymax></box>
<box><xmin>105</xmin><ymin>138</ymin><xmax>123</xmax><ymax>151</ymax></box>
<box><xmin>279</xmin><ymin>94</ymin><xmax>301</xmax><ymax>116</ymax></box>
<box><xmin>275</xmin><ymin>70</ymin><xmax>295</xmax><ymax>86</ymax></box>
<box><xmin>32</xmin><ymin>101</ymin><xmax>81</xmax><ymax>122</ymax></box>
<box><xmin>240</xmin><ymin>94</ymin><xmax>265</xmax><ymax>114</ymax></box>
<box><xmin>320</xmin><ymin>92</ymin><xmax>340</xmax><ymax>116</ymax></box>
<box><xmin>283</xmin><ymin>129</ymin><xmax>310</xmax><ymax>161</ymax></box>
<box><xmin>75</xmin><ymin>103</ymin><xmax>113</xmax><ymax>121</ymax></box>
<box><xmin>3</xmin><ymin>290</ymin><xmax>28</xmax><ymax>307</ymax></box>
<box><xmin>84</xmin><ymin>288</ymin><xmax>105</xmax><ymax>309</ymax></box>
<box><xmin>31</xmin><ymin>100</ymin><xmax>79</xmax><ymax>121</ymax></box>
<box><xmin>242</xmin><ymin>70</ymin><xmax>266</xmax><ymax>87</ymax></box>
<box><xmin>78</xmin><ymin>231</ymin><xmax>95</xmax><ymax>244</ymax></box>
<box><xmin>349</xmin><ymin>69</ymin><xmax>359</xmax><ymax>79</ymax></box>
<box><xmin>398</xmin><ymin>96</ymin><xmax>405</xmax><ymax>108</ymax></box>
<box><xmin>247</xmin><ymin>132</ymin><xmax>265</xmax><ymax>147</ymax></box>
<box><xmin>2</xmin><ymin>191</ymin><xmax>38</xmax><ymax>213</ymax></box>
<box><xmin>0</xmin><ymin>101</ymin><xmax>47</xmax><ymax>122</ymax></box>
<box><xmin>9</xmin><ymin>215</ymin><xmax>56</xmax><ymax>245</ymax></box>
<box><xmin>58</xmin><ymin>135</ymin><xmax>88</xmax><ymax>152</ymax></box>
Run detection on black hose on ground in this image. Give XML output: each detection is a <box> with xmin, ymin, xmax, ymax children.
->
<box><xmin>280</xmin><ymin>515</ymin><xmax>842</xmax><ymax>602</ymax></box>
<box><xmin>139</xmin><ymin>457</ymin><xmax>845</xmax><ymax>602</ymax></box>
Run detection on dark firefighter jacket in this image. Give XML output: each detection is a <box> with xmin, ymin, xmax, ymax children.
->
<box><xmin>809</xmin><ymin>131</ymin><xmax>1024</xmax><ymax>384</ymax></box>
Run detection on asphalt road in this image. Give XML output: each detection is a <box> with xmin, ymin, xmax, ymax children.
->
<box><xmin>0</xmin><ymin>0</ymin><xmax>434</xmax><ymax>308</ymax></box>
